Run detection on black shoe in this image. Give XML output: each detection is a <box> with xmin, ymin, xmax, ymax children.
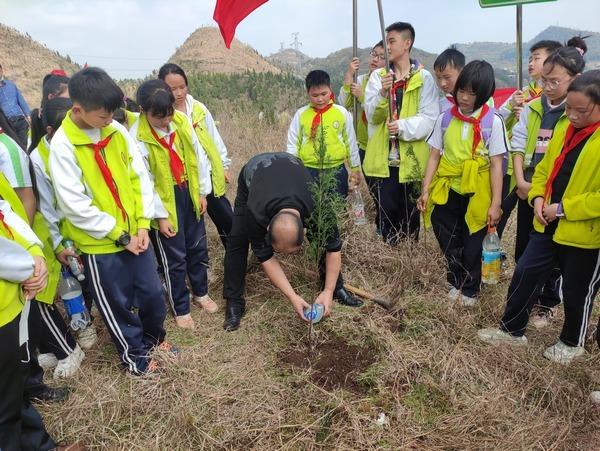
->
<box><xmin>31</xmin><ymin>386</ymin><xmax>70</xmax><ymax>403</ymax></box>
<box><xmin>223</xmin><ymin>304</ymin><xmax>245</xmax><ymax>332</ymax></box>
<box><xmin>334</xmin><ymin>288</ymin><xmax>363</xmax><ymax>307</ymax></box>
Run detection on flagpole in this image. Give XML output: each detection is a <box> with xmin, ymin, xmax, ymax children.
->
<box><xmin>375</xmin><ymin>0</ymin><xmax>393</xmax><ymax>122</ymax></box>
<box><xmin>516</xmin><ymin>4</ymin><xmax>523</xmax><ymax>90</ymax></box>
<box><xmin>352</xmin><ymin>0</ymin><xmax>358</xmax><ymax>132</ymax></box>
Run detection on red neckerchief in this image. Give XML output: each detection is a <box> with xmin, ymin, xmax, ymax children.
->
<box><xmin>310</xmin><ymin>93</ymin><xmax>335</xmax><ymax>139</ymax></box>
<box><xmin>544</xmin><ymin>121</ymin><xmax>600</xmax><ymax>201</ymax></box>
<box><xmin>446</xmin><ymin>95</ymin><xmax>456</xmax><ymax>105</ymax></box>
<box><xmin>0</xmin><ymin>210</ymin><xmax>13</xmax><ymax>239</ymax></box>
<box><xmin>361</xmin><ymin>110</ymin><xmax>367</xmax><ymax>124</ymax></box>
<box><xmin>450</xmin><ymin>104</ymin><xmax>490</xmax><ymax>156</ymax></box>
<box><xmin>391</xmin><ymin>79</ymin><xmax>407</xmax><ymax>120</ymax></box>
<box><xmin>149</xmin><ymin>126</ymin><xmax>186</xmax><ymax>188</ymax></box>
<box><xmin>87</xmin><ymin>135</ymin><xmax>127</xmax><ymax>220</ymax></box>
<box><xmin>528</xmin><ymin>84</ymin><xmax>543</xmax><ymax>101</ymax></box>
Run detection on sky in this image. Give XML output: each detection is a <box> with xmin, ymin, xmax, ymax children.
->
<box><xmin>0</xmin><ymin>0</ymin><xmax>598</xmax><ymax>79</ymax></box>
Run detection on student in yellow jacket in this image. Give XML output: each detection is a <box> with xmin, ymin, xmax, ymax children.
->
<box><xmin>479</xmin><ymin>70</ymin><xmax>600</xmax><ymax>365</ymax></box>
<box><xmin>158</xmin><ymin>63</ymin><xmax>233</xmax><ymax>248</ymax></box>
<box><xmin>0</xmin><ymin>198</ymin><xmax>59</xmax><ymax>451</ymax></box>
<box><xmin>49</xmin><ymin>68</ymin><xmax>169</xmax><ymax>375</ymax></box>
<box><xmin>509</xmin><ymin>45</ymin><xmax>585</xmax><ymax>328</ymax></box>
<box><xmin>130</xmin><ymin>79</ymin><xmax>214</xmax><ymax>330</ymax></box>
<box><xmin>364</xmin><ymin>22</ymin><xmax>439</xmax><ymax>244</ymax></box>
<box><xmin>418</xmin><ymin>61</ymin><xmax>507</xmax><ymax>307</ymax></box>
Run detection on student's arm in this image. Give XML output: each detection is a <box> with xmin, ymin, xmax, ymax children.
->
<box><xmin>417</xmin><ymin>115</ymin><xmax>444</xmax><ymax>211</ymax></box>
<box><xmin>0</xmin><ymin>139</ymin><xmax>35</xmax><ymax>223</ymax></box>
<box><xmin>286</xmin><ymin>109</ymin><xmax>302</xmax><ymax>156</ymax></box>
<box><xmin>488</xmin><ymin>115</ymin><xmax>510</xmax><ymax>225</ymax></box>
<box><xmin>14</xmin><ymin>187</ymin><xmax>35</xmax><ymax>225</ymax></box>
<box><xmin>30</xmin><ymin>152</ymin><xmax>64</xmax><ymax>250</ymax></box>
<box><xmin>510</xmin><ymin>104</ymin><xmax>531</xmax><ymax>199</ymax></box>
<box><xmin>202</xmin><ymin>105</ymin><xmax>231</xmax><ymax>170</ymax></box>
<box><xmin>341</xmin><ymin>107</ymin><xmax>361</xmax><ymax>170</ymax></box>
<box><xmin>395</xmin><ymin>71</ymin><xmax>440</xmax><ymax>141</ymax></box>
<box><xmin>364</xmin><ymin>70</ymin><xmax>390</xmax><ymax>125</ymax></box>
<box><xmin>338</xmin><ymin>84</ymin><xmax>353</xmax><ymax>110</ymax></box>
<box><xmin>189</xmin><ymin>124</ymin><xmax>213</xmax><ymax>198</ymax></box>
<box><xmin>49</xmin><ymin>132</ymin><xmax>123</xmax><ymax>241</ymax></box>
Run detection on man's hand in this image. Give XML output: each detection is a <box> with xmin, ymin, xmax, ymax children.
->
<box><xmin>55</xmin><ymin>247</ymin><xmax>78</xmax><ymax>266</ymax></box>
<box><xmin>380</xmin><ymin>72</ymin><xmax>393</xmax><ymax>97</ymax></box>
<box><xmin>290</xmin><ymin>294</ymin><xmax>311</xmax><ymax>322</ymax></box>
<box><xmin>314</xmin><ymin>289</ymin><xmax>333</xmax><ymax>316</ymax></box>
<box><xmin>23</xmin><ymin>256</ymin><xmax>48</xmax><ymax>298</ymax></box>
<box><xmin>516</xmin><ymin>180</ymin><xmax>532</xmax><ymax>200</ymax></box>
<box><xmin>533</xmin><ymin>197</ymin><xmax>548</xmax><ymax>226</ymax></box>
<box><xmin>158</xmin><ymin>219</ymin><xmax>176</xmax><ymax>238</ymax></box>
<box><xmin>487</xmin><ymin>203</ymin><xmax>502</xmax><ymax>227</ymax></box>
<box><xmin>137</xmin><ymin>228</ymin><xmax>150</xmax><ymax>252</ymax></box>
<box><xmin>417</xmin><ymin>189</ymin><xmax>429</xmax><ymax>213</ymax></box>
<box><xmin>543</xmin><ymin>203</ymin><xmax>560</xmax><ymax>223</ymax></box>
<box><xmin>348</xmin><ymin>171</ymin><xmax>362</xmax><ymax>189</ymax></box>
<box><xmin>387</xmin><ymin>120</ymin><xmax>399</xmax><ymax>136</ymax></box>
<box><xmin>224</xmin><ymin>170</ymin><xmax>231</xmax><ymax>184</ymax></box>
<box><xmin>124</xmin><ymin>235</ymin><xmax>140</xmax><ymax>255</ymax></box>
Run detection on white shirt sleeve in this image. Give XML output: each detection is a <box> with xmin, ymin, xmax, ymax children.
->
<box><xmin>342</xmin><ymin>107</ymin><xmax>361</xmax><ymax>168</ymax></box>
<box><xmin>190</xmin><ymin>126</ymin><xmax>213</xmax><ymax>197</ymax></box>
<box><xmin>396</xmin><ymin>70</ymin><xmax>440</xmax><ymax>142</ymax></box>
<box><xmin>488</xmin><ymin>114</ymin><xmax>510</xmax><ymax>157</ymax></box>
<box><xmin>364</xmin><ymin>70</ymin><xmax>384</xmax><ymax>123</ymax></box>
<box><xmin>0</xmin><ymin>235</ymin><xmax>35</xmax><ymax>282</ymax></box>
<box><xmin>286</xmin><ymin>109</ymin><xmax>303</xmax><ymax>156</ymax></box>
<box><xmin>202</xmin><ymin>105</ymin><xmax>231</xmax><ymax>170</ymax></box>
<box><xmin>509</xmin><ymin>103</ymin><xmax>530</xmax><ymax>154</ymax></box>
<box><xmin>498</xmin><ymin>97</ymin><xmax>513</xmax><ymax>121</ymax></box>
<box><xmin>0</xmin><ymin>139</ymin><xmax>32</xmax><ymax>188</ymax></box>
<box><xmin>30</xmin><ymin>149</ymin><xmax>64</xmax><ymax>250</ymax></box>
<box><xmin>426</xmin><ymin>113</ymin><xmax>445</xmax><ymax>154</ymax></box>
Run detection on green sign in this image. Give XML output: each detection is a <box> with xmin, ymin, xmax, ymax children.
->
<box><xmin>480</xmin><ymin>0</ymin><xmax>556</xmax><ymax>7</ymax></box>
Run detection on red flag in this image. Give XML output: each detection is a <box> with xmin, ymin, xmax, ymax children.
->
<box><xmin>213</xmin><ymin>0</ymin><xmax>268</xmax><ymax>49</ymax></box>
<box><xmin>492</xmin><ymin>87</ymin><xmax>517</xmax><ymax>108</ymax></box>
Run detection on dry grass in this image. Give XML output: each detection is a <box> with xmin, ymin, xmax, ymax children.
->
<box><xmin>39</xmin><ymin>111</ymin><xmax>600</xmax><ymax>450</ymax></box>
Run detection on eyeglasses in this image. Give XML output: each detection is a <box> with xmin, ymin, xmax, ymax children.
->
<box><xmin>370</xmin><ymin>51</ymin><xmax>386</xmax><ymax>61</ymax></box>
<box><xmin>539</xmin><ymin>77</ymin><xmax>571</xmax><ymax>90</ymax></box>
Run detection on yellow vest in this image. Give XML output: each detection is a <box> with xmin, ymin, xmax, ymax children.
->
<box><xmin>363</xmin><ymin>69</ymin><xmax>429</xmax><ymax>183</ymax></box>
<box><xmin>341</xmin><ymin>75</ymin><xmax>369</xmax><ymax>149</ymax></box>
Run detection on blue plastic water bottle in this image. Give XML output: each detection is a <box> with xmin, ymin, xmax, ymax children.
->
<box><xmin>303</xmin><ymin>304</ymin><xmax>325</xmax><ymax>323</ymax></box>
<box><xmin>58</xmin><ymin>269</ymin><xmax>91</xmax><ymax>330</ymax></box>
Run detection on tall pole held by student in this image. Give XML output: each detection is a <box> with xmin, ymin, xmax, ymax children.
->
<box><xmin>352</xmin><ymin>0</ymin><xmax>358</xmax><ymax>132</ymax></box>
<box><xmin>375</xmin><ymin>0</ymin><xmax>396</xmax><ymax>152</ymax></box>
<box><xmin>516</xmin><ymin>4</ymin><xmax>523</xmax><ymax>90</ymax></box>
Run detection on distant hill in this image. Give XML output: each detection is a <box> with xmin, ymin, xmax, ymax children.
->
<box><xmin>168</xmin><ymin>26</ymin><xmax>281</xmax><ymax>76</ymax></box>
<box><xmin>0</xmin><ymin>23</ymin><xmax>80</xmax><ymax>107</ymax></box>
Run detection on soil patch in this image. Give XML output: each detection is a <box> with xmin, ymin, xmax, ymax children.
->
<box><xmin>278</xmin><ymin>336</ymin><xmax>376</xmax><ymax>394</ymax></box>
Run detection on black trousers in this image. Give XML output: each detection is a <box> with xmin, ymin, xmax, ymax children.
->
<box><xmin>359</xmin><ymin>149</ymin><xmax>381</xmax><ymax>229</ymax></box>
<box><xmin>83</xmin><ymin>249</ymin><xmax>166</xmax><ymax>374</ymax></box>
<box><xmin>7</xmin><ymin>115</ymin><xmax>29</xmax><ymax>150</ymax></box>
<box><xmin>500</xmin><ymin>232</ymin><xmax>600</xmax><ymax>346</ymax></box>
<box><xmin>206</xmin><ymin>192</ymin><xmax>233</xmax><ymax>247</ymax></box>
<box><xmin>37</xmin><ymin>302</ymin><xmax>78</xmax><ymax>359</ymax></box>
<box><xmin>0</xmin><ymin>313</ymin><xmax>55</xmax><ymax>451</ymax></box>
<box><xmin>151</xmin><ymin>186</ymin><xmax>209</xmax><ymax>316</ymax></box>
<box><xmin>514</xmin><ymin>198</ymin><xmax>562</xmax><ymax>310</ymax></box>
<box><xmin>431</xmin><ymin>190</ymin><xmax>488</xmax><ymax>298</ymax></box>
<box><xmin>377</xmin><ymin>166</ymin><xmax>420</xmax><ymax>244</ymax></box>
<box><xmin>496</xmin><ymin>174</ymin><xmax>518</xmax><ymax>239</ymax></box>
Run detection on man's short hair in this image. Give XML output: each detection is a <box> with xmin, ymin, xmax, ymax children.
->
<box><xmin>385</xmin><ymin>22</ymin><xmax>416</xmax><ymax>50</ymax></box>
<box><xmin>434</xmin><ymin>47</ymin><xmax>466</xmax><ymax>72</ymax></box>
<box><xmin>305</xmin><ymin>70</ymin><xmax>330</xmax><ymax>91</ymax></box>
<box><xmin>68</xmin><ymin>67</ymin><xmax>123</xmax><ymax>113</ymax></box>
<box><xmin>267</xmin><ymin>211</ymin><xmax>304</xmax><ymax>247</ymax></box>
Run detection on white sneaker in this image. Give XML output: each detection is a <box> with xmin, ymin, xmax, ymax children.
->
<box><xmin>543</xmin><ymin>340</ymin><xmax>585</xmax><ymax>365</ymax></box>
<box><xmin>53</xmin><ymin>345</ymin><xmax>85</xmax><ymax>378</ymax></box>
<box><xmin>478</xmin><ymin>327</ymin><xmax>528</xmax><ymax>346</ymax></box>
<box><xmin>193</xmin><ymin>294</ymin><xmax>219</xmax><ymax>313</ymax></box>
<box><xmin>460</xmin><ymin>294</ymin><xmax>478</xmax><ymax>307</ymax></box>
<box><xmin>590</xmin><ymin>391</ymin><xmax>600</xmax><ymax>404</ymax></box>
<box><xmin>447</xmin><ymin>288</ymin><xmax>460</xmax><ymax>301</ymax></box>
<box><xmin>530</xmin><ymin>307</ymin><xmax>556</xmax><ymax>330</ymax></box>
<box><xmin>38</xmin><ymin>353</ymin><xmax>58</xmax><ymax>371</ymax></box>
<box><xmin>78</xmin><ymin>324</ymin><xmax>98</xmax><ymax>350</ymax></box>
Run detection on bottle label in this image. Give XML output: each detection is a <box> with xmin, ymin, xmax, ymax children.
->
<box><xmin>63</xmin><ymin>293</ymin><xmax>86</xmax><ymax>316</ymax></box>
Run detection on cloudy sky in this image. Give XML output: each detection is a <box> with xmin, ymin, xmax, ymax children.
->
<box><xmin>0</xmin><ymin>0</ymin><xmax>598</xmax><ymax>79</ymax></box>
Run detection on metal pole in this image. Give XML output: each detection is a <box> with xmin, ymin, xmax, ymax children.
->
<box><xmin>376</xmin><ymin>0</ymin><xmax>394</xmax><ymax>123</ymax></box>
<box><xmin>516</xmin><ymin>4</ymin><xmax>523</xmax><ymax>90</ymax></box>
<box><xmin>352</xmin><ymin>0</ymin><xmax>358</xmax><ymax>132</ymax></box>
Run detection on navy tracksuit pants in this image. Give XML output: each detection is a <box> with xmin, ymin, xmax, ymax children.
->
<box><xmin>151</xmin><ymin>186</ymin><xmax>209</xmax><ymax>317</ymax></box>
<box><xmin>83</xmin><ymin>249</ymin><xmax>166</xmax><ymax>374</ymax></box>
<box><xmin>500</xmin><ymin>232</ymin><xmax>600</xmax><ymax>347</ymax></box>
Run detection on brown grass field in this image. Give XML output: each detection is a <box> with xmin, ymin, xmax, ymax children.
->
<box><xmin>39</xmin><ymin>110</ymin><xmax>600</xmax><ymax>450</ymax></box>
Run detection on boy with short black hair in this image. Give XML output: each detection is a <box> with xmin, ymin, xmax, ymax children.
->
<box><xmin>433</xmin><ymin>47</ymin><xmax>466</xmax><ymax>112</ymax></box>
<box><xmin>49</xmin><ymin>67</ymin><xmax>168</xmax><ymax>375</ymax></box>
<box><xmin>364</xmin><ymin>21</ymin><xmax>440</xmax><ymax>244</ymax></box>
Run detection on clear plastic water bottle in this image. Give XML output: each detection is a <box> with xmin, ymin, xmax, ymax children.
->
<box><xmin>63</xmin><ymin>239</ymin><xmax>85</xmax><ymax>281</ymax></box>
<box><xmin>58</xmin><ymin>269</ymin><xmax>91</xmax><ymax>331</ymax></box>
<box><xmin>481</xmin><ymin>226</ymin><xmax>502</xmax><ymax>285</ymax></box>
<box><xmin>304</xmin><ymin>303</ymin><xmax>325</xmax><ymax>323</ymax></box>
<box><xmin>349</xmin><ymin>189</ymin><xmax>367</xmax><ymax>225</ymax></box>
